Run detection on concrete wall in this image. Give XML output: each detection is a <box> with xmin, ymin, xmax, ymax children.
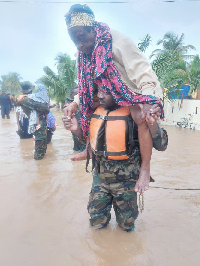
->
<box><xmin>160</xmin><ymin>99</ymin><xmax>200</xmax><ymax>130</ymax></box>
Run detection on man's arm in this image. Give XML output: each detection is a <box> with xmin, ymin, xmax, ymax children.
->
<box><xmin>18</xmin><ymin>97</ymin><xmax>49</xmax><ymax>114</ymax></box>
<box><xmin>111</xmin><ymin>29</ymin><xmax>163</xmax><ymax>100</ymax></box>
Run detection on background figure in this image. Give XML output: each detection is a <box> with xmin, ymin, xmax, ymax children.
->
<box><xmin>28</xmin><ymin>84</ymin><xmax>50</xmax><ymax>159</ymax></box>
<box><xmin>46</xmin><ymin>111</ymin><xmax>56</xmax><ymax>144</ymax></box>
<box><xmin>65</xmin><ymin>86</ymin><xmax>86</xmax><ymax>152</ymax></box>
<box><xmin>0</xmin><ymin>89</ymin><xmax>11</xmax><ymax>119</ymax></box>
<box><xmin>16</xmin><ymin>81</ymin><xmax>34</xmax><ymax>139</ymax></box>
<box><xmin>17</xmin><ymin>83</ymin><xmax>50</xmax><ymax>160</ymax></box>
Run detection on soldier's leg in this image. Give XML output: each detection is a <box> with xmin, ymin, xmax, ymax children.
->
<box><xmin>34</xmin><ymin>116</ymin><xmax>47</xmax><ymax>160</ymax></box>
<box><xmin>87</xmin><ymin>171</ymin><xmax>112</xmax><ymax>229</ymax></box>
<box><xmin>112</xmin><ymin>180</ymin><xmax>138</xmax><ymax>232</ymax></box>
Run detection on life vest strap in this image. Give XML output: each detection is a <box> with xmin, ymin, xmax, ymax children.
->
<box><xmin>91</xmin><ymin>113</ymin><xmax>130</xmax><ymax>121</ymax></box>
<box><xmin>94</xmin><ymin>150</ymin><xmax>128</xmax><ymax>157</ymax></box>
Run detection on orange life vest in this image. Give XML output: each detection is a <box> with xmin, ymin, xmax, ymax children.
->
<box><xmin>90</xmin><ymin>106</ymin><xmax>137</xmax><ymax>160</ymax></box>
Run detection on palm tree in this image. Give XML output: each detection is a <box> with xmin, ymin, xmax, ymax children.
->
<box><xmin>0</xmin><ymin>72</ymin><xmax>22</xmax><ymax>96</ymax></box>
<box><xmin>38</xmin><ymin>53</ymin><xmax>77</xmax><ymax>106</ymax></box>
<box><xmin>150</xmin><ymin>32</ymin><xmax>195</xmax><ymax>60</ymax></box>
<box><xmin>150</xmin><ymin>32</ymin><xmax>196</xmax><ymax>98</ymax></box>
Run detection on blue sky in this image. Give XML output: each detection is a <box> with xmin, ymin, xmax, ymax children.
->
<box><xmin>0</xmin><ymin>0</ymin><xmax>200</xmax><ymax>83</ymax></box>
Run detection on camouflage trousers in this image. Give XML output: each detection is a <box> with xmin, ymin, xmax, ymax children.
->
<box><xmin>87</xmin><ymin>149</ymin><xmax>141</xmax><ymax>232</ymax></box>
<box><xmin>34</xmin><ymin>116</ymin><xmax>47</xmax><ymax>160</ymax></box>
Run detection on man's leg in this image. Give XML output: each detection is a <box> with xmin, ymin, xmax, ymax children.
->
<box><xmin>130</xmin><ymin>105</ymin><xmax>152</xmax><ymax>193</ymax></box>
<box><xmin>1</xmin><ymin>106</ymin><xmax>5</xmax><ymax>119</ymax></box>
<box><xmin>5</xmin><ymin>106</ymin><xmax>10</xmax><ymax>119</ymax></box>
<box><xmin>34</xmin><ymin>117</ymin><xmax>47</xmax><ymax>160</ymax></box>
<box><xmin>112</xmin><ymin>180</ymin><xmax>138</xmax><ymax>232</ymax></box>
<box><xmin>87</xmin><ymin>171</ymin><xmax>112</xmax><ymax>229</ymax></box>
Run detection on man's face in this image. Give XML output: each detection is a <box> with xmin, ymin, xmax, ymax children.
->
<box><xmin>70</xmin><ymin>88</ymin><xmax>78</xmax><ymax>99</ymax></box>
<box><xmin>2</xmin><ymin>90</ymin><xmax>5</xmax><ymax>95</ymax></box>
<box><xmin>97</xmin><ymin>87</ymin><xmax>118</xmax><ymax>111</ymax></box>
<box><xmin>68</xmin><ymin>26</ymin><xmax>95</xmax><ymax>55</ymax></box>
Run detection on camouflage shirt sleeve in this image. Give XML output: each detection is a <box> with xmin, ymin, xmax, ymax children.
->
<box><xmin>152</xmin><ymin>127</ymin><xmax>168</xmax><ymax>151</ymax></box>
<box><xmin>21</xmin><ymin>98</ymin><xmax>49</xmax><ymax>115</ymax></box>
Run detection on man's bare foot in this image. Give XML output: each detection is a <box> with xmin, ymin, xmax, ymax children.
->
<box><xmin>134</xmin><ymin>167</ymin><xmax>150</xmax><ymax>193</ymax></box>
<box><xmin>71</xmin><ymin>149</ymin><xmax>87</xmax><ymax>161</ymax></box>
<box><xmin>71</xmin><ymin>147</ymin><xmax>92</xmax><ymax>161</ymax></box>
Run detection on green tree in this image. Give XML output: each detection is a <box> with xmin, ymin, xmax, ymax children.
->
<box><xmin>150</xmin><ymin>32</ymin><xmax>196</xmax><ymax>98</ymax></box>
<box><xmin>189</xmin><ymin>55</ymin><xmax>200</xmax><ymax>92</ymax></box>
<box><xmin>163</xmin><ymin>55</ymin><xmax>200</xmax><ymax>98</ymax></box>
<box><xmin>0</xmin><ymin>72</ymin><xmax>22</xmax><ymax>96</ymax></box>
<box><xmin>38</xmin><ymin>53</ymin><xmax>77</xmax><ymax>106</ymax></box>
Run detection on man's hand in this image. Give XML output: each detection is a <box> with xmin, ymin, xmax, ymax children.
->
<box><xmin>63</xmin><ymin>102</ymin><xmax>78</xmax><ymax>120</ymax></box>
<box><xmin>62</xmin><ymin>115</ymin><xmax>79</xmax><ymax>132</ymax></box>
<box><xmin>139</xmin><ymin>103</ymin><xmax>161</xmax><ymax>123</ymax></box>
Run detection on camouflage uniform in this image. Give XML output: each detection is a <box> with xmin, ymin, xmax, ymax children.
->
<box><xmin>88</xmin><ymin>147</ymin><xmax>141</xmax><ymax>232</ymax></box>
<box><xmin>34</xmin><ymin>116</ymin><xmax>47</xmax><ymax>160</ymax></box>
<box><xmin>19</xmin><ymin>98</ymin><xmax>49</xmax><ymax>160</ymax></box>
<box><xmin>87</xmin><ymin>128</ymin><xmax>168</xmax><ymax>232</ymax></box>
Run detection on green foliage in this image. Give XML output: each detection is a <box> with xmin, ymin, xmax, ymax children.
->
<box><xmin>150</xmin><ymin>32</ymin><xmax>199</xmax><ymax>99</ymax></box>
<box><xmin>0</xmin><ymin>72</ymin><xmax>22</xmax><ymax>96</ymax></box>
<box><xmin>189</xmin><ymin>55</ymin><xmax>200</xmax><ymax>92</ymax></box>
<box><xmin>38</xmin><ymin>53</ymin><xmax>77</xmax><ymax>106</ymax></box>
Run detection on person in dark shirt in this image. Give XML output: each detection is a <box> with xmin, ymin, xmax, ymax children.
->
<box><xmin>0</xmin><ymin>89</ymin><xmax>12</xmax><ymax>119</ymax></box>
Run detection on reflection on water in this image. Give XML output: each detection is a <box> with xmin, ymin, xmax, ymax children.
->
<box><xmin>0</xmin><ymin>109</ymin><xmax>200</xmax><ymax>266</ymax></box>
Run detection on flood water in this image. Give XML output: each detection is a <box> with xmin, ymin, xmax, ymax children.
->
<box><xmin>0</xmin><ymin>108</ymin><xmax>200</xmax><ymax>266</ymax></box>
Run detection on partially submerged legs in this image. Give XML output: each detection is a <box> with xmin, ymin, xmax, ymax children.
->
<box><xmin>87</xmin><ymin>172</ymin><xmax>138</xmax><ymax>231</ymax></box>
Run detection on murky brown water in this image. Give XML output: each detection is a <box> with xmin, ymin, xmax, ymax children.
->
<box><xmin>0</xmin><ymin>109</ymin><xmax>200</xmax><ymax>266</ymax></box>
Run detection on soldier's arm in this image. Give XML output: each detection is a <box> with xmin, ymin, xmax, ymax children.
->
<box><xmin>19</xmin><ymin>97</ymin><xmax>49</xmax><ymax>114</ymax></box>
